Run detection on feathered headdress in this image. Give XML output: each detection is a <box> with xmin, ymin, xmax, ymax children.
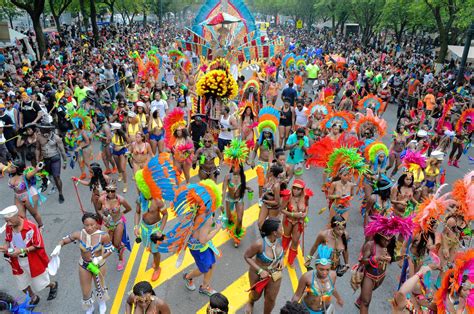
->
<box><xmin>295</xmin><ymin>56</ymin><xmax>306</xmax><ymax>68</ymax></box>
<box><xmin>223</xmin><ymin>139</ymin><xmax>249</xmax><ymax>169</ymax></box>
<box><xmin>238</xmin><ymin>100</ymin><xmax>258</xmax><ymax>117</ymax></box>
<box><xmin>67</xmin><ymin>107</ymin><xmax>92</xmax><ymax>130</ymax></box>
<box><xmin>135</xmin><ymin>153</ymin><xmax>180</xmax><ymax>202</ymax></box>
<box><xmin>364</xmin><ymin>214</ymin><xmax>414</xmax><ymax>239</ymax></box>
<box><xmin>413</xmin><ymin>184</ymin><xmax>455</xmax><ymax>234</ymax></box>
<box><xmin>320</xmin><ymin>111</ymin><xmax>354</xmax><ymax>132</ymax></box>
<box><xmin>455</xmin><ymin>108</ymin><xmax>474</xmax><ymax>133</ymax></box>
<box><xmin>355</xmin><ymin>108</ymin><xmax>387</xmax><ymax>138</ymax></box>
<box><xmin>325</xmin><ymin>147</ymin><xmax>368</xmax><ymax>179</ymax></box>
<box><xmin>364</xmin><ymin>142</ymin><xmax>389</xmax><ymax>171</ymax></box>
<box><xmin>163</xmin><ymin>108</ymin><xmax>187</xmax><ymax>150</ymax></box>
<box><xmin>257</xmin><ymin>106</ymin><xmax>280</xmax><ymax>145</ymax></box>
<box><xmin>357</xmin><ymin>94</ymin><xmax>386</xmax><ymax>115</ymax></box>
<box><xmin>315</xmin><ymin>244</ymin><xmax>333</xmax><ymax>266</ymax></box>
<box><xmin>307</xmin><ymin>102</ymin><xmax>332</xmax><ymax>117</ymax></box>
<box><xmin>401</xmin><ymin>150</ymin><xmax>427</xmax><ymax>174</ymax></box>
<box><xmin>243</xmin><ymin>79</ymin><xmax>260</xmax><ymax>94</ymax></box>
<box><xmin>196</xmin><ymin>69</ymin><xmax>238</xmax><ymax>99</ymax></box>
<box><xmin>435</xmin><ymin>249</ymin><xmax>474</xmax><ymax>313</ymax></box>
<box><xmin>158</xmin><ymin>179</ymin><xmax>222</xmax><ymax>256</ymax></box>
<box><xmin>451</xmin><ymin>170</ymin><xmax>474</xmax><ymax>222</ymax></box>
<box><xmin>282</xmin><ymin>53</ymin><xmax>295</xmax><ymax>69</ymax></box>
<box><xmin>306</xmin><ymin>134</ymin><xmax>362</xmax><ymax>168</ymax></box>
<box><xmin>168</xmin><ymin>49</ymin><xmax>185</xmax><ymax>63</ymax></box>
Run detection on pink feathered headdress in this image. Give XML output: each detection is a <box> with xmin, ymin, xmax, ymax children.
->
<box><xmin>364</xmin><ymin>214</ymin><xmax>415</xmax><ymax>239</ymax></box>
<box><xmin>401</xmin><ymin>150</ymin><xmax>427</xmax><ymax>169</ymax></box>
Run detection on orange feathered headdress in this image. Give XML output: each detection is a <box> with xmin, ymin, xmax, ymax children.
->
<box><xmin>357</xmin><ymin>94</ymin><xmax>386</xmax><ymax>114</ymax></box>
<box><xmin>320</xmin><ymin>111</ymin><xmax>354</xmax><ymax>132</ymax></box>
<box><xmin>355</xmin><ymin>108</ymin><xmax>387</xmax><ymax>138</ymax></box>
<box><xmin>163</xmin><ymin>108</ymin><xmax>187</xmax><ymax>150</ymax></box>
<box><xmin>307</xmin><ymin>102</ymin><xmax>333</xmax><ymax>117</ymax></box>
<box><xmin>451</xmin><ymin>170</ymin><xmax>474</xmax><ymax>222</ymax></box>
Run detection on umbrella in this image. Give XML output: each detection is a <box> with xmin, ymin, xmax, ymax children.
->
<box><xmin>204</xmin><ymin>12</ymin><xmax>243</xmax><ymax>25</ymax></box>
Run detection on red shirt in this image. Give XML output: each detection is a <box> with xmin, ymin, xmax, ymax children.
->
<box><xmin>5</xmin><ymin>218</ymin><xmax>49</xmax><ymax>277</ymax></box>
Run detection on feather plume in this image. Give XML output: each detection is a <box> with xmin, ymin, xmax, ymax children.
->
<box><xmin>223</xmin><ymin>139</ymin><xmax>249</xmax><ymax>169</ymax></box>
<box><xmin>320</xmin><ymin>111</ymin><xmax>354</xmax><ymax>132</ymax></box>
<box><xmin>364</xmin><ymin>214</ymin><xmax>415</xmax><ymax>239</ymax></box>
<box><xmin>325</xmin><ymin>147</ymin><xmax>368</xmax><ymax>179</ymax></box>
<box><xmin>355</xmin><ymin>108</ymin><xmax>387</xmax><ymax>138</ymax></box>
<box><xmin>455</xmin><ymin>108</ymin><xmax>474</xmax><ymax>133</ymax></box>
<box><xmin>401</xmin><ymin>150</ymin><xmax>427</xmax><ymax>169</ymax></box>
<box><xmin>163</xmin><ymin>108</ymin><xmax>186</xmax><ymax>150</ymax></box>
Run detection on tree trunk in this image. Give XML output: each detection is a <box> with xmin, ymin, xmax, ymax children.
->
<box><xmin>89</xmin><ymin>0</ymin><xmax>99</xmax><ymax>46</ymax></box>
<box><xmin>109</xmin><ymin>6</ymin><xmax>114</xmax><ymax>23</ymax></box>
<box><xmin>32</xmin><ymin>14</ymin><xmax>46</xmax><ymax>59</ymax></box>
<box><xmin>79</xmin><ymin>0</ymin><xmax>89</xmax><ymax>30</ymax></box>
<box><xmin>53</xmin><ymin>15</ymin><xmax>62</xmax><ymax>33</ymax></box>
<box><xmin>437</xmin><ymin>29</ymin><xmax>448</xmax><ymax>64</ymax></box>
<box><xmin>9</xmin><ymin>15</ymin><xmax>14</xmax><ymax>28</ymax></box>
<box><xmin>331</xmin><ymin>15</ymin><xmax>335</xmax><ymax>36</ymax></box>
<box><xmin>143</xmin><ymin>10</ymin><xmax>147</xmax><ymax>26</ymax></box>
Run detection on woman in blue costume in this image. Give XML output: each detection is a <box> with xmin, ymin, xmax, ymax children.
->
<box><xmin>292</xmin><ymin>244</ymin><xmax>344</xmax><ymax>313</ymax></box>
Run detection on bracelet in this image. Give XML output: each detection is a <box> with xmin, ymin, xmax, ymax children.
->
<box><xmin>257</xmin><ymin>268</ymin><xmax>263</xmax><ymax>275</ymax></box>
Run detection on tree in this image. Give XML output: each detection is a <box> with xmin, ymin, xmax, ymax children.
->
<box><xmin>9</xmin><ymin>0</ymin><xmax>47</xmax><ymax>59</ymax></box>
<box><xmin>89</xmin><ymin>0</ymin><xmax>99</xmax><ymax>45</ymax></box>
<box><xmin>422</xmin><ymin>0</ymin><xmax>463</xmax><ymax>63</ymax></box>
<box><xmin>116</xmin><ymin>0</ymin><xmax>139</xmax><ymax>24</ymax></box>
<box><xmin>314</xmin><ymin>0</ymin><xmax>350</xmax><ymax>35</ymax></box>
<box><xmin>48</xmin><ymin>0</ymin><xmax>73</xmax><ymax>33</ymax></box>
<box><xmin>380</xmin><ymin>0</ymin><xmax>412</xmax><ymax>44</ymax></box>
<box><xmin>102</xmin><ymin>0</ymin><xmax>116</xmax><ymax>23</ymax></box>
<box><xmin>0</xmin><ymin>0</ymin><xmax>22</xmax><ymax>28</ymax></box>
<box><xmin>79</xmin><ymin>0</ymin><xmax>89</xmax><ymax>29</ymax></box>
<box><xmin>350</xmin><ymin>0</ymin><xmax>386</xmax><ymax>45</ymax></box>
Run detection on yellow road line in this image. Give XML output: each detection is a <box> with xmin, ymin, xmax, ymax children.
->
<box><xmin>110</xmin><ymin>242</ymin><xmax>141</xmax><ymax>313</ymax></box>
<box><xmin>111</xmin><ymin>168</ymin><xmax>257</xmax><ymax>311</ymax></box>
<box><xmin>297</xmin><ymin>246</ymin><xmax>307</xmax><ymax>275</ymax></box>
<box><xmin>196</xmin><ymin>272</ymin><xmax>250</xmax><ymax>314</ymax></box>
<box><xmin>135</xmin><ymin>202</ymin><xmax>260</xmax><ymax>285</ymax></box>
<box><xmin>287</xmin><ymin>263</ymin><xmax>299</xmax><ymax>292</ymax></box>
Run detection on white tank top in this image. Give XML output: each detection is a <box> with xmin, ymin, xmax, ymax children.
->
<box><xmin>219</xmin><ymin>115</ymin><xmax>233</xmax><ymax>140</ymax></box>
<box><xmin>295</xmin><ymin>107</ymin><xmax>308</xmax><ymax>126</ymax></box>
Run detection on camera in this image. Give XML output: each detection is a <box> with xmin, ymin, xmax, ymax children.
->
<box><xmin>150</xmin><ymin>233</ymin><xmax>165</xmax><ymax>243</ymax></box>
<box><xmin>37</xmin><ymin>161</ymin><xmax>44</xmax><ymax>169</ymax></box>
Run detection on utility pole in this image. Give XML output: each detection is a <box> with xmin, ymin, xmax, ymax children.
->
<box><xmin>456</xmin><ymin>21</ymin><xmax>474</xmax><ymax>84</ymax></box>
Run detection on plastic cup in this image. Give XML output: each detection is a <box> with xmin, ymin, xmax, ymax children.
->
<box><xmin>248</xmin><ymin>191</ymin><xmax>254</xmax><ymax>201</ymax></box>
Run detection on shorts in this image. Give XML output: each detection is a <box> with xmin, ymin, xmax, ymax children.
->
<box><xmin>15</xmin><ymin>258</ymin><xmax>50</xmax><ymax>293</ymax></box>
<box><xmin>112</xmin><ymin>147</ymin><xmax>128</xmax><ymax>156</ymax></box>
<box><xmin>44</xmin><ymin>154</ymin><xmax>61</xmax><ymax>177</ymax></box>
<box><xmin>189</xmin><ymin>247</ymin><xmax>216</xmax><ymax>273</ymax></box>
<box><xmin>140</xmin><ymin>221</ymin><xmax>162</xmax><ymax>254</ymax></box>
<box><xmin>425</xmin><ymin>180</ymin><xmax>435</xmax><ymax>188</ymax></box>
<box><xmin>218</xmin><ymin>138</ymin><xmax>231</xmax><ymax>152</ymax></box>
<box><xmin>150</xmin><ymin>133</ymin><xmax>164</xmax><ymax>141</ymax></box>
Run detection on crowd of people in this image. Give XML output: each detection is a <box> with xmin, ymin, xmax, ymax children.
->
<box><xmin>0</xmin><ymin>15</ymin><xmax>473</xmax><ymax>314</ymax></box>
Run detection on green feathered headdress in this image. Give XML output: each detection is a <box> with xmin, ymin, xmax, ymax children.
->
<box><xmin>223</xmin><ymin>139</ymin><xmax>249</xmax><ymax>169</ymax></box>
<box><xmin>366</xmin><ymin>142</ymin><xmax>389</xmax><ymax>163</ymax></box>
<box><xmin>325</xmin><ymin>147</ymin><xmax>368</xmax><ymax>179</ymax></box>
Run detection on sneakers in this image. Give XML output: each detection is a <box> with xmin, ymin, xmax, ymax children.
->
<box><xmin>112</xmin><ymin>167</ymin><xmax>118</xmax><ymax>174</ymax></box>
<box><xmin>117</xmin><ymin>260</ymin><xmax>124</xmax><ymax>271</ymax></box>
<box><xmin>118</xmin><ymin>173</ymin><xmax>123</xmax><ymax>182</ymax></box>
<box><xmin>198</xmin><ymin>285</ymin><xmax>217</xmax><ymax>297</ymax></box>
<box><xmin>448</xmin><ymin>159</ymin><xmax>453</xmax><ymax>166</ymax></box>
<box><xmin>48</xmin><ymin>186</ymin><xmax>56</xmax><ymax>195</ymax></box>
<box><xmin>58</xmin><ymin>194</ymin><xmax>64</xmax><ymax>204</ymax></box>
<box><xmin>123</xmin><ymin>183</ymin><xmax>128</xmax><ymax>193</ymax></box>
<box><xmin>151</xmin><ymin>267</ymin><xmax>161</xmax><ymax>281</ymax></box>
<box><xmin>453</xmin><ymin>160</ymin><xmax>460</xmax><ymax>168</ymax></box>
<box><xmin>183</xmin><ymin>273</ymin><xmax>196</xmax><ymax>291</ymax></box>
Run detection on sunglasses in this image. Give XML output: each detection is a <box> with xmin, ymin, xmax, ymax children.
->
<box><xmin>204</xmin><ymin>140</ymin><xmax>212</xmax><ymax>143</ymax></box>
<box><xmin>106</xmin><ymin>189</ymin><xmax>116</xmax><ymax>193</ymax></box>
<box><xmin>135</xmin><ymin>296</ymin><xmax>152</xmax><ymax>303</ymax></box>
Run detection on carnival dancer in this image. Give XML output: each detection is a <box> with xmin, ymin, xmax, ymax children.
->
<box><xmin>50</xmin><ymin>212</ymin><xmax>113</xmax><ymax>314</ymax></box>
<box><xmin>292</xmin><ymin>244</ymin><xmax>344</xmax><ymax>313</ymax></box>
<box><xmin>125</xmin><ymin>281</ymin><xmax>171</xmax><ymax>314</ymax></box>
<box><xmin>0</xmin><ymin>205</ymin><xmax>58</xmax><ymax>308</ymax></box>
<box><xmin>354</xmin><ymin>214</ymin><xmax>415</xmax><ymax>313</ymax></box>
<box><xmin>194</xmin><ymin>133</ymin><xmax>223</xmax><ymax>181</ymax></box>
<box><xmin>390</xmin><ymin>173</ymin><xmax>418</xmax><ymax>217</ymax></box>
<box><xmin>281</xmin><ymin>179</ymin><xmax>313</xmax><ymax>267</ymax></box>
<box><xmin>400</xmin><ymin>150</ymin><xmax>426</xmax><ymax>204</ymax></box>
<box><xmin>285</xmin><ymin>127</ymin><xmax>309</xmax><ymax>179</ymax></box>
<box><xmin>448</xmin><ymin>109</ymin><xmax>473</xmax><ymax>168</ymax></box>
<box><xmin>126</xmin><ymin>111</ymin><xmax>142</xmax><ymax>143</ymax></box>
<box><xmin>222</xmin><ymin>139</ymin><xmax>252</xmax><ymax>247</ymax></box>
<box><xmin>257</xmin><ymin>164</ymin><xmax>284</xmax><ymax>229</ymax></box>
<box><xmin>306</xmin><ymin>102</ymin><xmax>332</xmax><ymax>144</ymax></box>
<box><xmin>130</xmin><ymin>131</ymin><xmax>152</xmax><ymax>176</ymax></box>
<box><xmin>386</xmin><ymin>124</ymin><xmax>409</xmax><ymax>178</ymax></box>
<box><xmin>110</xmin><ymin>123</ymin><xmax>129</xmax><ymax>193</ymax></box>
<box><xmin>364</xmin><ymin>178</ymin><xmax>393</xmax><ymax>225</ymax></box>
<box><xmin>134</xmin><ymin>154</ymin><xmax>178</xmax><ymax>282</ymax></box>
<box><xmin>148</xmin><ymin>109</ymin><xmax>165</xmax><ymax>154</ymax></box>
<box><xmin>239</xmin><ymin>101</ymin><xmax>257</xmax><ymax>151</ymax></box>
<box><xmin>4</xmin><ymin>160</ymin><xmax>44</xmax><ymax>228</ymax></box>
<box><xmin>72</xmin><ymin>162</ymin><xmax>111</xmax><ymax>214</ymax></box>
<box><xmin>434</xmin><ymin>249</ymin><xmax>474</xmax><ymax>313</ymax></box>
<box><xmin>249</xmin><ymin>106</ymin><xmax>279</xmax><ymax>198</ymax></box>
<box><xmin>158</xmin><ymin>179</ymin><xmax>222</xmax><ymax>297</ymax></box>
<box><xmin>164</xmin><ymin>108</ymin><xmax>194</xmax><ymax>184</ymax></box>
<box><xmin>244</xmin><ymin>219</ymin><xmax>284</xmax><ymax>314</ymax></box>
<box><xmin>305</xmin><ymin>215</ymin><xmax>350</xmax><ymax>276</ymax></box>
<box><xmin>94</xmin><ymin>114</ymin><xmax>116</xmax><ymax>175</ymax></box>
<box><xmin>97</xmin><ymin>181</ymin><xmax>132</xmax><ymax>271</ymax></box>
<box><xmin>423</xmin><ymin>150</ymin><xmax>444</xmax><ymax>195</ymax></box>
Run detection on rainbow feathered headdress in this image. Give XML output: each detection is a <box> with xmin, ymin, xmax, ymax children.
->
<box><xmin>306</xmin><ymin>133</ymin><xmax>362</xmax><ymax>168</ymax></box>
<box><xmin>401</xmin><ymin>150</ymin><xmax>427</xmax><ymax>174</ymax></box>
<box><xmin>413</xmin><ymin>184</ymin><xmax>455</xmax><ymax>235</ymax></box>
<box><xmin>223</xmin><ymin>139</ymin><xmax>249</xmax><ymax>169</ymax></box>
<box><xmin>451</xmin><ymin>170</ymin><xmax>474</xmax><ymax>222</ymax></box>
<box><xmin>455</xmin><ymin>108</ymin><xmax>474</xmax><ymax>133</ymax></box>
<box><xmin>257</xmin><ymin>107</ymin><xmax>280</xmax><ymax>143</ymax></box>
<box><xmin>67</xmin><ymin>107</ymin><xmax>92</xmax><ymax>130</ymax></box>
<box><xmin>158</xmin><ymin>179</ymin><xmax>222</xmax><ymax>256</ymax></box>
<box><xmin>364</xmin><ymin>141</ymin><xmax>389</xmax><ymax>168</ymax></box>
<box><xmin>163</xmin><ymin>108</ymin><xmax>187</xmax><ymax>150</ymax></box>
<box><xmin>243</xmin><ymin>79</ymin><xmax>260</xmax><ymax>94</ymax></box>
<box><xmin>355</xmin><ymin>108</ymin><xmax>387</xmax><ymax>139</ymax></box>
<box><xmin>135</xmin><ymin>153</ymin><xmax>180</xmax><ymax>203</ymax></box>
<box><xmin>325</xmin><ymin>147</ymin><xmax>368</xmax><ymax>179</ymax></box>
<box><xmin>435</xmin><ymin>249</ymin><xmax>474</xmax><ymax>314</ymax></box>
<box><xmin>307</xmin><ymin>102</ymin><xmax>332</xmax><ymax>117</ymax></box>
<box><xmin>364</xmin><ymin>214</ymin><xmax>415</xmax><ymax>239</ymax></box>
<box><xmin>282</xmin><ymin>53</ymin><xmax>295</xmax><ymax>69</ymax></box>
<box><xmin>320</xmin><ymin>111</ymin><xmax>354</xmax><ymax>132</ymax></box>
<box><xmin>357</xmin><ymin>94</ymin><xmax>386</xmax><ymax>115</ymax></box>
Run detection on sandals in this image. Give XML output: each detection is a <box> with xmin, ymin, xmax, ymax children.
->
<box><xmin>47</xmin><ymin>281</ymin><xmax>58</xmax><ymax>300</ymax></box>
<box><xmin>30</xmin><ymin>295</ymin><xmax>40</xmax><ymax>307</ymax></box>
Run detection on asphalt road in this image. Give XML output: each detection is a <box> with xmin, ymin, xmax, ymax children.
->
<box><xmin>1</xmin><ymin>88</ymin><xmax>472</xmax><ymax>314</ymax></box>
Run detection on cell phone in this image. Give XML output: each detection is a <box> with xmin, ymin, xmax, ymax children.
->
<box><xmin>37</xmin><ymin>162</ymin><xmax>44</xmax><ymax>169</ymax></box>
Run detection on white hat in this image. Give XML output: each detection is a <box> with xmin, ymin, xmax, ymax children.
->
<box><xmin>110</xmin><ymin>122</ymin><xmax>121</xmax><ymax>130</ymax></box>
<box><xmin>136</xmin><ymin>101</ymin><xmax>145</xmax><ymax>108</ymax></box>
<box><xmin>417</xmin><ymin>130</ymin><xmax>428</xmax><ymax>137</ymax></box>
<box><xmin>128</xmin><ymin>111</ymin><xmax>137</xmax><ymax>118</ymax></box>
<box><xmin>431</xmin><ymin>150</ymin><xmax>444</xmax><ymax>161</ymax></box>
<box><xmin>409</xmin><ymin>140</ymin><xmax>418</xmax><ymax>145</ymax></box>
<box><xmin>48</xmin><ymin>255</ymin><xmax>60</xmax><ymax>276</ymax></box>
<box><xmin>0</xmin><ymin>205</ymin><xmax>19</xmax><ymax>218</ymax></box>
